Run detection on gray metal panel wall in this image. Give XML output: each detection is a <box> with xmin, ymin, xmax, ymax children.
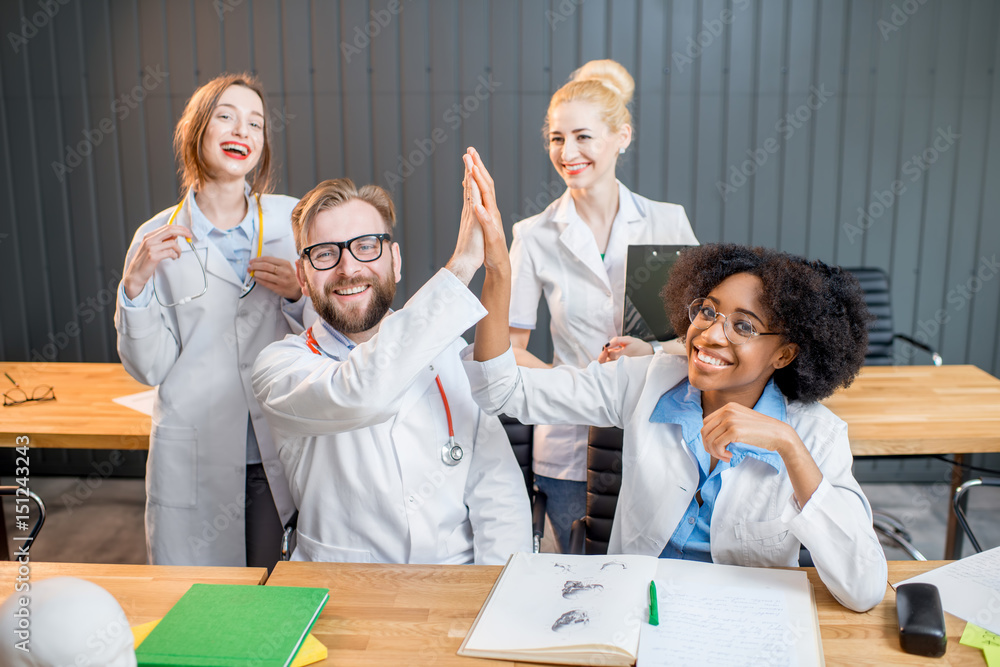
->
<box><xmin>1</xmin><ymin>0</ymin><xmax>998</xmax><ymax>379</ymax></box>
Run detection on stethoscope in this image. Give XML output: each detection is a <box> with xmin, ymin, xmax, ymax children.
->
<box><xmin>304</xmin><ymin>329</ymin><xmax>464</xmax><ymax>466</ymax></box>
<box><xmin>153</xmin><ymin>192</ymin><xmax>264</xmax><ymax>308</ymax></box>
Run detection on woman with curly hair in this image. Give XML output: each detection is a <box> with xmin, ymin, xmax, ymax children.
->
<box><xmin>462</xmin><ymin>170</ymin><xmax>886</xmax><ymax>612</ymax></box>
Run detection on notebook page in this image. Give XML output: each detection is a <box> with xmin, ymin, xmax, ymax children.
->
<box><xmin>638</xmin><ymin>561</ymin><xmax>819</xmax><ymax>667</ymax></box>
<box><xmin>463</xmin><ymin>552</ymin><xmax>657</xmax><ymax>654</ymax></box>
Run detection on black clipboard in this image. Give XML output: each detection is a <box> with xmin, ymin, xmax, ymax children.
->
<box><xmin>622</xmin><ymin>245</ymin><xmax>693</xmax><ymax>342</ymax></box>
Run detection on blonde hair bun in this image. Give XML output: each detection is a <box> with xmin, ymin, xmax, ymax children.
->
<box><xmin>571</xmin><ymin>59</ymin><xmax>634</xmax><ymax>107</ymax></box>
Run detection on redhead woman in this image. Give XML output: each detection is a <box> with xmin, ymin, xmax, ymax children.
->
<box><xmin>509</xmin><ymin>60</ymin><xmax>698</xmax><ymax>551</ymax></box>
<box><xmin>115</xmin><ymin>73</ymin><xmax>303</xmax><ymax>568</ymax></box>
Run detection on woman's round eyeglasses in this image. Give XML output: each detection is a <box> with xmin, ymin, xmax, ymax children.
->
<box><xmin>688</xmin><ymin>298</ymin><xmax>782</xmax><ymax>345</ymax></box>
<box><xmin>301</xmin><ymin>234</ymin><xmax>391</xmax><ymax>271</ymax></box>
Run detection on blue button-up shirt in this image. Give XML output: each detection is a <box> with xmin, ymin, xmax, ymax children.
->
<box><xmin>320</xmin><ymin>320</ymin><xmax>357</xmax><ymax>353</ymax></box>
<box><xmin>650</xmin><ymin>378</ymin><xmax>787</xmax><ymax>562</ymax></box>
<box><xmin>187</xmin><ymin>187</ymin><xmax>257</xmax><ymax>283</ymax></box>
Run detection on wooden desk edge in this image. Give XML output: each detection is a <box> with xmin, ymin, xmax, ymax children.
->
<box><xmin>0</xmin><ymin>432</ymin><xmax>150</xmax><ymax>449</ymax></box>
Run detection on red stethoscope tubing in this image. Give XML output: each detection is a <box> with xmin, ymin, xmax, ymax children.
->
<box><xmin>434</xmin><ymin>375</ymin><xmax>455</xmax><ymax>439</ymax></box>
<box><xmin>304</xmin><ymin>328</ymin><xmax>456</xmax><ymax>440</ymax></box>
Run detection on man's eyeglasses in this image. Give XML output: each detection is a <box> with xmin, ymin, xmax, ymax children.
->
<box><xmin>4</xmin><ymin>373</ymin><xmax>56</xmax><ymax>407</ymax></box>
<box><xmin>301</xmin><ymin>234</ymin><xmax>391</xmax><ymax>271</ymax></box>
<box><xmin>688</xmin><ymin>298</ymin><xmax>782</xmax><ymax>345</ymax></box>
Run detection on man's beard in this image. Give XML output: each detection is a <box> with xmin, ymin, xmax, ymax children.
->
<box><xmin>309</xmin><ymin>271</ymin><xmax>396</xmax><ymax>335</ymax></box>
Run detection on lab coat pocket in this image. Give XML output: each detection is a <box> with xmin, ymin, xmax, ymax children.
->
<box><xmin>738</xmin><ymin>518</ymin><xmax>793</xmax><ymax>566</ymax></box>
<box><xmin>293</xmin><ymin>530</ymin><xmax>374</xmax><ymax>563</ymax></box>
<box><xmin>147</xmin><ymin>423</ymin><xmax>198</xmax><ymax>509</ymax></box>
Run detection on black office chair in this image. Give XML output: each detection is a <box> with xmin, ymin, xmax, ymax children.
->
<box><xmin>953</xmin><ymin>478</ymin><xmax>1000</xmax><ymax>554</ymax></box>
<box><xmin>500</xmin><ymin>414</ymin><xmax>547</xmax><ymax>553</ymax></box>
<box><xmin>843</xmin><ymin>267</ymin><xmax>942</xmax><ymax>366</ymax></box>
<box><xmin>567</xmin><ymin>426</ymin><xmax>624</xmax><ymax>555</ymax></box>
<box><xmin>844</xmin><ymin>267</ymin><xmax>942</xmax><ymax>560</ymax></box>
<box><xmin>0</xmin><ymin>487</ymin><xmax>46</xmax><ymax>560</ymax></box>
<box><xmin>280</xmin><ymin>510</ymin><xmax>298</xmax><ymax>561</ymax></box>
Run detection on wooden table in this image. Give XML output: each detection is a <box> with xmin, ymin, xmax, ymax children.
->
<box><xmin>0</xmin><ymin>362</ymin><xmax>151</xmax><ymax>450</ymax></box>
<box><xmin>823</xmin><ymin>365</ymin><xmax>1000</xmax><ymax>456</ymax></box>
<box><xmin>0</xmin><ymin>562</ymin><xmax>267</xmax><ymax>625</ymax></box>
<box><xmin>823</xmin><ymin>364</ymin><xmax>1000</xmax><ymax>558</ymax></box>
<box><xmin>264</xmin><ymin>560</ymin><xmax>982</xmax><ymax>666</ymax></box>
<box><xmin>3</xmin><ymin>361</ymin><xmax>995</xmax><ymax>455</ymax></box>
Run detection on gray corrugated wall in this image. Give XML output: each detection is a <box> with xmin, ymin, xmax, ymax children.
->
<box><xmin>1</xmin><ymin>0</ymin><xmax>999</xmax><ymax>374</ymax></box>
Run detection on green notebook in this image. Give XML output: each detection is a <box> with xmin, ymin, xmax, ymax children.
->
<box><xmin>136</xmin><ymin>584</ymin><xmax>329</xmax><ymax>667</ymax></box>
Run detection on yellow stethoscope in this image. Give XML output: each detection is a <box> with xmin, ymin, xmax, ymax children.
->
<box><xmin>304</xmin><ymin>329</ymin><xmax>464</xmax><ymax>466</ymax></box>
<box><xmin>153</xmin><ymin>193</ymin><xmax>264</xmax><ymax>308</ymax></box>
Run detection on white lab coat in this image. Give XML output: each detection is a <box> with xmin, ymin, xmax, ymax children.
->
<box><xmin>509</xmin><ymin>181</ymin><xmax>699</xmax><ymax>481</ymax></box>
<box><xmin>463</xmin><ymin>348</ymin><xmax>888</xmax><ymax>612</ymax></box>
<box><xmin>115</xmin><ymin>192</ymin><xmax>302</xmax><ymax>566</ymax></box>
<box><xmin>252</xmin><ymin>269</ymin><xmax>532</xmax><ymax>565</ymax></box>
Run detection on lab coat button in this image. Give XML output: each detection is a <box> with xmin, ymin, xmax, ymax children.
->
<box><xmin>240</xmin><ymin>363</ymin><xmax>249</xmax><ymax>371</ymax></box>
<box><xmin>408</xmin><ymin>495</ymin><xmax>415</xmax><ymax>503</ymax></box>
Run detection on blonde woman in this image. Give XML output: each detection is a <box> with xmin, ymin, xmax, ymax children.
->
<box><xmin>509</xmin><ymin>60</ymin><xmax>698</xmax><ymax>551</ymax></box>
<box><xmin>115</xmin><ymin>73</ymin><xmax>303</xmax><ymax>568</ymax></box>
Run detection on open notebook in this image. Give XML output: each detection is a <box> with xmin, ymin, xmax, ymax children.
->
<box><xmin>459</xmin><ymin>552</ymin><xmax>822</xmax><ymax>666</ymax></box>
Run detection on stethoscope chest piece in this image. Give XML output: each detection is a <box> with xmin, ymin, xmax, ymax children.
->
<box><xmin>442</xmin><ymin>438</ymin><xmax>464</xmax><ymax>466</ymax></box>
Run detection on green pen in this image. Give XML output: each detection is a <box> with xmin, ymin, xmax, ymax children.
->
<box><xmin>648</xmin><ymin>580</ymin><xmax>659</xmax><ymax>626</ymax></box>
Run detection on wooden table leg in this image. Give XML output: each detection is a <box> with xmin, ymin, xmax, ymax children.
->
<box><xmin>944</xmin><ymin>454</ymin><xmax>967</xmax><ymax>560</ymax></box>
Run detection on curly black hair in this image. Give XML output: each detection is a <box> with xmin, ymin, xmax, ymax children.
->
<box><xmin>662</xmin><ymin>244</ymin><xmax>872</xmax><ymax>403</ymax></box>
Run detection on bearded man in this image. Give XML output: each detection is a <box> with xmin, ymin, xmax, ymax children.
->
<box><xmin>252</xmin><ymin>169</ymin><xmax>530</xmax><ymax>564</ymax></box>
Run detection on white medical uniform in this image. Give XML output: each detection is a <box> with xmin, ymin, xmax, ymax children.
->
<box><xmin>115</xmin><ymin>190</ymin><xmax>302</xmax><ymax>566</ymax></box>
<box><xmin>252</xmin><ymin>269</ymin><xmax>532</xmax><ymax>565</ymax></box>
<box><xmin>463</xmin><ymin>348</ymin><xmax>888</xmax><ymax>612</ymax></box>
<box><xmin>509</xmin><ymin>181</ymin><xmax>698</xmax><ymax>481</ymax></box>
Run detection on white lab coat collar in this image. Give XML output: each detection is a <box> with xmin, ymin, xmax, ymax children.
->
<box><xmin>174</xmin><ymin>184</ymin><xmax>292</xmax><ymax>287</ymax></box>
<box><xmin>306</xmin><ymin>320</ymin><xmax>353</xmax><ymax>360</ymax></box>
<box><xmin>306</xmin><ymin>313</ymin><xmax>433</xmax><ymax>426</ymax></box>
<box><xmin>551</xmin><ymin>181</ymin><xmax>645</xmax><ymax>289</ymax></box>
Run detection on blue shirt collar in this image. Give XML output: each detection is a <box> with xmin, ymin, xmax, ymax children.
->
<box><xmin>186</xmin><ymin>183</ymin><xmax>256</xmax><ymax>242</ymax></box>
<box><xmin>310</xmin><ymin>307</ymin><xmax>397</xmax><ymax>357</ymax></box>
<box><xmin>649</xmin><ymin>377</ymin><xmax>786</xmax><ymax>474</ymax></box>
<box><xmin>321</xmin><ymin>320</ymin><xmax>356</xmax><ymax>352</ymax></box>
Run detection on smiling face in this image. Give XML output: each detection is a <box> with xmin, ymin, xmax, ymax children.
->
<box><xmin>296</xmin><ymin>199</ymin><xmax>402</xmax><ymax>343</ymax></box>
<box><xmin>547</xmin><ymin>100</ymin><xmax>630</xmax><ymax>191</ymax></box>
<box><xmin>685</xmin><ymin>272</ymin><xmax>799</xmax><ymax>412</ymax></box>
<box><xmin>200</xmin><ymin>84</ymin><xmax>265</xmax><ymax>183</ymax></box>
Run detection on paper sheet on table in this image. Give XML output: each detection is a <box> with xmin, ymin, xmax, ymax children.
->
<box><xmin>637</xmin><ymin>560</ymin><xmax>820</xmax><ymax>667</ymax></box>
<box><xmin>112</xmin><ymin>389</ymin><xmax>156</xmax><ymax>416</ymax></box>
<box><xmin>897</xmin><ymin>546</ymin><xmax>1000</xmax><ymax>636</ymax></box>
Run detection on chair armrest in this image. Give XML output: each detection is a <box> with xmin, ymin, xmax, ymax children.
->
<box><xmin>280</xmin><ymin>509</ymin><xmax>299</xmax><ymax>562</ymax></box>
<box><xmin>0</xmin><ymin>486</ymin><xmax>45</xmax><ymax>551</ymax></box>
<box><xmin>568</xmin><ymin>519</ymin><xmax>585</xmax><ymax>555</ymax></box>
<box><xmin>531</xmin><ymin>489</ymin><xmax>547</xmax><ymax>554</ymax></box>
<box><xmin>893</xmin><ymin>334</ymin><xmax>943</xmax><ymax>366</ymax></box>
<box><xmin>953</xmin><ymin>478</ymin><xmax>1000</xmax><ymax>554</ymax></box>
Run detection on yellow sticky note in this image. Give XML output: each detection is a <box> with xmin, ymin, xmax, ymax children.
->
<box><xmin>131</xmin><ymin>619</ymin><xmax>160</xmax><ymax>646</ymax></box>
<box><xmin>984</xmin><ymin>647</ymin><xmax>1000</xmax><ymax>667</ymax></box>
<box><xmin>132</xmin><ymin>619</ymin><xmax>327</xmax><ymax>667</ymax></box>
<box><xmin>961</xmin><ymin>622</ymin><xmax>1000</xmax><ymax>650</ymax></box>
